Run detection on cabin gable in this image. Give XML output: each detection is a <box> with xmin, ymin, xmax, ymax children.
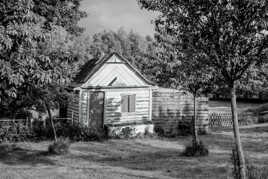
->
<box><xmin>81</xmin><ymin>54</ymin><xmax>149</xmax><ymax>88</ymax></box>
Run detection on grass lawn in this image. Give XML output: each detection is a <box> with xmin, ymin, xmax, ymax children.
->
<box><xmin>0</xmin><ymin>130</ymin><xmax>268</xmax><ymax>179</ymax></box>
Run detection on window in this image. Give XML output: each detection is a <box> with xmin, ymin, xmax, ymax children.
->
<box><xmin>121</xmin><ymin>94</ymin><xmax>136</xmax><ymax>112</ymax></box>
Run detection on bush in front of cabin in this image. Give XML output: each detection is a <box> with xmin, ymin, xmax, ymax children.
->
<box><xmin>66</xmin><ymin>124</ymin><xmax>107</xmax><ymax>141</ymax></box>
<box><xmin>177</xmin><ymin>119</ymin><xmax>192</xmax><ymax>136</ymax></box>
<box><xmin>109</xmin><ymin>126</ymin><xmax>137</xmax><ymax>138</ymax></box>
<box><xmin>182</xmin><ymin>140</ymin><xmax>209</xmax><ymax>157</ymax></box>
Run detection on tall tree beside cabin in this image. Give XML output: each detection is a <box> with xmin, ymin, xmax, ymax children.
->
<box><xmin>0</xmin><ymin>0</ymin><xmax>86</xmax><ymax>141</ymax></box>
<box><xmin>138</xmin><ymin>0</ymin><xmax>268</xmax><ymax>178</ymax></box>
<box><xmin>179</xmin><ymin>54</ymin><xmax>212</xmax><ymax>147</ymax></box>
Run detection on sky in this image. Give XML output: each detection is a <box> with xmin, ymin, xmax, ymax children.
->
<box><xmin>78</xmin><ymin>0</ymin><xmax>157</xmax><ymax>37</ymax></box>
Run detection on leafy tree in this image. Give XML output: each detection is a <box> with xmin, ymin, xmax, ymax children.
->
<box><xmin>139</xmin><ymin>0</ymin><xmax>268</xmax><ymax>177</ymax></box>
<box><xmin>32</xmin><ymin>0</ymin><xmax>87</xmax><ymax>36</ymax></box>
<box><xmin>148</xmin><ymin>32</ymin><xmax>212</xmax><ymax>148</ymax></box>
<box><xmin>211</xmin><ymin>64</ymin><xmax>268</xmax><ymax>100</ymax></box>
<box><xmin>0</xmin><ymin>0</ymin><xmax>86</xmax><ymax>141</ymax></box>
<box><xmin>179</xmin><ymin>54</ymin><xmax>212</xmax><ymax>146</ymax></box>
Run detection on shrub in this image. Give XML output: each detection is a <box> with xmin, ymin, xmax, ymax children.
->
<box><xmin>60</xmin><ymin>123</ymin><xmax>107</xmax><ymax>141</ymax></box>
<box><xmin>182</xmin><ymin>140</ymin><xmax>209</xmax><ymax>157</ymax></box>
<box><xmin>31</xmin><ymin>120</ymin><xmax>53</xmax><ymax>141</ymax></box>
<box><xmin>32</xmin><ymin>120</ymin><xmax>107</xmax><ymax>142</ymax></box>
<box><xmin>110</xmin><ymin>126</ymin><xmax>136</xmax><ymax>138</ymax></box>
<box><xmin>48</xmin><ymin>138</ymin><xmax>70</xmax><ymax>155</ymax></box>
<box><xmin>143</xmin><ymin>126</ymin><xmax>156</xmax><ymax>138</ymax></box>
<box><xmin>177</xmin><ymin>120</ymin><xmax>192</xmax><ymax>136</ymax></box>
<box><xmin>154</xmin><ymin>126</ymin><xmax>165</xmax><ymax>137</ymax></box>
<box><xmin>0</xmin><ymin>122</ymin><xmax>31</xmax><ymax>142</ymax></box>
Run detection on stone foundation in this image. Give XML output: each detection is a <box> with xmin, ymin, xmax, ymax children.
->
<box><xmin>107</xmin><ymin>123</ymin><xmax>154</xmax><ymax>138</ymax></box>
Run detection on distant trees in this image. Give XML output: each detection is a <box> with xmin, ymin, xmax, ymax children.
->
<box><xmin>139</xmin><ymin>0</ymin><xmax>268</xmax><ymax>178</ymax></box>
<box><xmin>89</xmin><ymin>28</ymin><xmax>158</xmax><ymax>80</ymax></box>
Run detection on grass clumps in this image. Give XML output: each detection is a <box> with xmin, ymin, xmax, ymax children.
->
<box><xmin>48</xmin><ymin>138</ymin><xmax>70</xmax><ymax>155</ymax></box>
<box><xmin>182</xmin><ymin>140</ymin><xmax>209</xmax><ymax>157</ymax></box>
<box><xmin>231</xmin><ymin>147</ymin><xmax>268</xmax><ymax>179</ymax></box>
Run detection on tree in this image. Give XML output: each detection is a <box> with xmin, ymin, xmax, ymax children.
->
<box><xmin>0</xmin><ymin>0</ymin><xmax>86</xmax><ymax>141</ymax></box>
<box><xmin>148</xmin><ymin>32</ymin><xmax>212</xmax><ymax>148</ymax></box>
<box><xmin>32</xmin><ymin>0</ymin><xmax>87</xmax><ymax>36</ymax></box>
<box><xmin>180</xmin><ymin>54</ymin><xmax>212</xmax><ymax>146</ymax></box>
<box><xmin>139</xmin><ymin>0</ymin><xmax>268</xmax><ymax>178</ymax></box>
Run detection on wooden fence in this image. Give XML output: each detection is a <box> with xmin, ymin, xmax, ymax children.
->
<box><xmin>209</xmin><ymin>111</ymin><xmax>255</xmax><ymax>129</ymax></box>
<box><xmin>0</xmin><ymin>119</ymin><xmax>32</xmax><ymax>140</ymax></box>
<box><xmin>0</xmin><ymin>117</ymin><xmax>74</xmax><ymax>140</ymax></box>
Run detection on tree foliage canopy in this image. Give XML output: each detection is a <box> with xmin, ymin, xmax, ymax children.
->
<box><xmin>139</xmin><ymin>0</ymin><xmax>268</xmax><ymax>86</ymax></box>
<box><xmin>0</xmin><ymin>0</ymin><xmax>86</xmax><ymax>116</ymax></box>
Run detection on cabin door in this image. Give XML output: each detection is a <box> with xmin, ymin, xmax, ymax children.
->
<box><xmin>89</xmin><ymin>91</ymin><xmax>105</xmax><ymax>131</ymax></box>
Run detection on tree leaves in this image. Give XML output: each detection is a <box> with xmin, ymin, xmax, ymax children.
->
<box><xmin>0</xmin><ymin>0</ymin><xmax>86</xmax><ymax>116</ymax></box>
<box><xmin>139</xmin><ymin>0</ymin><xmax>268</xmax><ymax>94</ymax></box>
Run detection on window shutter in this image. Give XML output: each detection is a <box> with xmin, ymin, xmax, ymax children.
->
<box><xmin>129</xmin><ymin>94</ymin><xmax>136</xmax><ymax>112</ymax></box>
<box><xmin>121</xmin><ymin>95</ymin><xmax>128</xmax><ymax>112</ymax></box>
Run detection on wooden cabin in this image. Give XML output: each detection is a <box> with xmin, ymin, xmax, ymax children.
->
<box><xmin>67</xmin><ymin>52</ymin><xmax>209</xmax><ymax>137</ymax></box>
<box><xmin>68</xmin><ymin>52</ymin><xmax>155</xmax><ymax>137</ymax></box>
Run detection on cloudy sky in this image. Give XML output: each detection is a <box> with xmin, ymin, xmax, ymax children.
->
<box><xmin>79</xmin><ymin>0</ymin><xmax>157</xmax><ymax>36</ymax></box>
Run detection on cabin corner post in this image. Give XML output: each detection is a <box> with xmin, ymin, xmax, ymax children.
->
<box><xmin>149</xmin><ymin>87</ymin><xmax>153</xmax><ymax>122</ymax></box>
<box><xmin>78</xmin><ymin>90</ymin><xmax>81</xmax><ymax>124</ymax></box>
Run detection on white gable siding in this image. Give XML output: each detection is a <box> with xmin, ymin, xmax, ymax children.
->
<box><xmin>107</xmin><ymin>54</ymin><xmax>122</xmax><ymax>62</ymax></box>
<box><xmin>81</xmin><ymin>55</ymin><xmax>148</xmax><ymax>87</ymax></box>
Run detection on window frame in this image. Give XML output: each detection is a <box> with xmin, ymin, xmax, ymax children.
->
<box><xmin>121</xmin><ymin>94</ymin><xmax>136</xmax><ymax>113</ymax></box>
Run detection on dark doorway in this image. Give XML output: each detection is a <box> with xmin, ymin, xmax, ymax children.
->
<box><xmin>89</xmin><ymin>91</ymin><xmax>105</xmax><ymax>131</ymax></box>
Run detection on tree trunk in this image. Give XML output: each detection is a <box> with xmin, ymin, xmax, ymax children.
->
<box><xmin>44</xmin><ymin>101</ymin><xmax>57</xmax><ymax>142</ymax></box>
<box><xmin>230</xmin><ymin>84</ymin><xmax>246</xmax><ymax>179</ymax></box>
<box><xmin>192</xmin><ymin>94</ymin><xmax>198</xmax><ymax>146</ymax></box>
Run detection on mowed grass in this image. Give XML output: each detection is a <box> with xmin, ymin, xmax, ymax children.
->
<box><xmin>0</xmin><ymin>130</ymin><xmax>268</xmax><ymax>179</ymax></box>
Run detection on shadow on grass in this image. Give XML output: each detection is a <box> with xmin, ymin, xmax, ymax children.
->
<box><xmin>70</xmin><ymin>141</ymin><xmax>229</xmax><ymax>178</ymax></box>
<box><xmin>0</xmin><ymin>144</ymin><xmax>55</xmax><ymax>166</ymax></box>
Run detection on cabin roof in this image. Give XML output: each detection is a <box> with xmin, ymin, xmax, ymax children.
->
<box><xmin>71</xmin><ymin>52</ymin><xmax>155</xmax><ymax>87</ymax></box>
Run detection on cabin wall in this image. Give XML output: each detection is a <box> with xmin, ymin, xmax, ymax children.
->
<box><xmin>104</xmin><ymin>88</ymin><xmax>151</xmax><ymax>125</ymax></box>
<box><xmin>152</xmin><ymin>89</ymin><xmax>209</xmax><ymax>136</ymax></box>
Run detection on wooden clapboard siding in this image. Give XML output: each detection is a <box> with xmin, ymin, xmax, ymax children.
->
<box><xmin>82</xmin><ymin>54</ymin><xmax>148</xmax><ymax>87</ymax></box>
<box><xmin>67</xmin><ymin>92</ymin><xmax>80</xmax><ymax>122</ymax></box>
<box><xmin>152</xmin><ymin>88</ymin><xmax>209</xmax><ymax>134</ymax></box>
<box><xmin>104</xmin><ymin>88</ymin><xmax>150</xmax><ymax>124</ymax></box>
